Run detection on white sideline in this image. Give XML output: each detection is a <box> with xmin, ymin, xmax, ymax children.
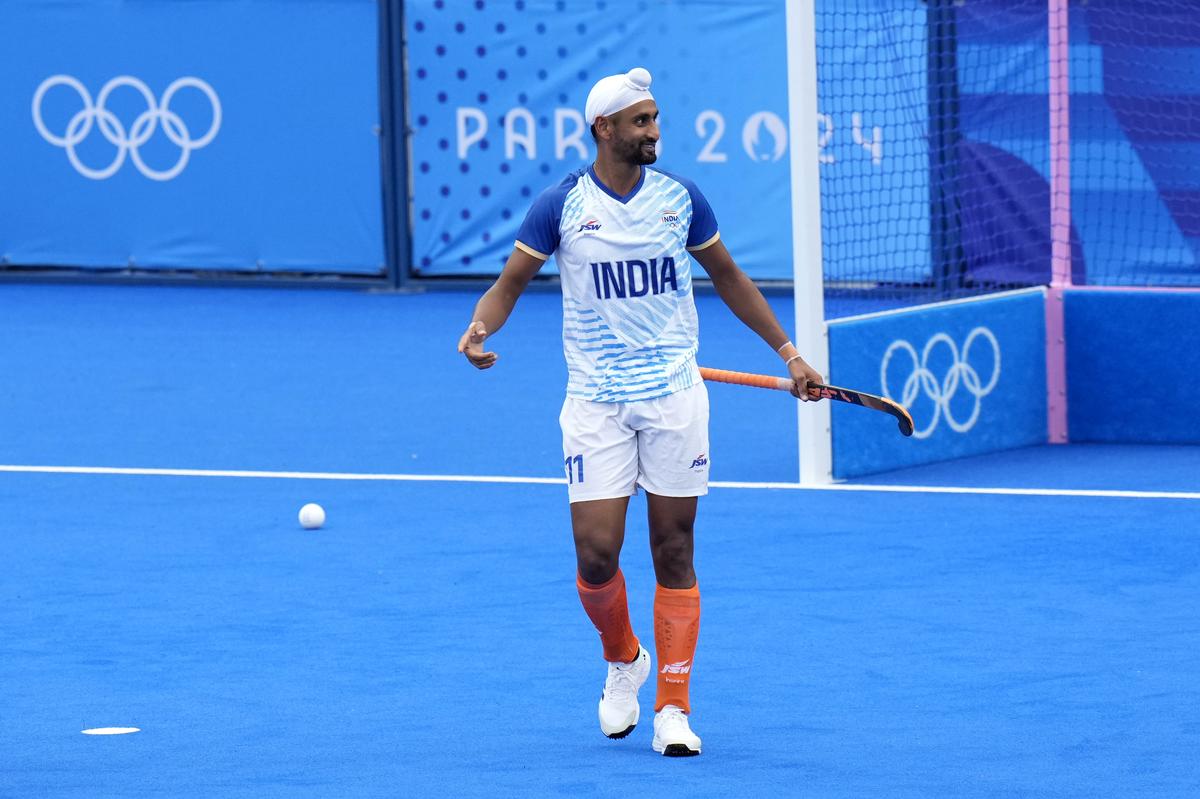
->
<box><xmin>1</xmin><ymin>464</ymin><xmax>1197</xmax><ymax>500</ymax></box>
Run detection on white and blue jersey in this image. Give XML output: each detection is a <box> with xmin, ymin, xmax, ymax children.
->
<box><xmin>515</xmin><ymin>165</ymin><xmax>720</xmax><ymax>403</ymax></box>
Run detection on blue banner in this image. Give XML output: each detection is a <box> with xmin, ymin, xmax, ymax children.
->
<box><xmin>827</xmin><ymin>289</ymin><xmax>1047</xmax><ymax>478</ymax></box>
<box><xmin>0</xmin><ymin>0</ymin><xmax>384</xmax><ymax>274</ymax></box>
<box><xmin>406</xmin><ymin>0</ymin><xmax>934</xmax><ymax>282</ymax></box>
<box><xmin>406</xmin><ymin>0</ymin><xmax>796</xmax><ymax>278</ymax></box>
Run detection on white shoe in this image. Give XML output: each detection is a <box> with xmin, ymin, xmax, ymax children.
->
<box><xmin>598</xmin><ymin>645</ymin><xmax>650</xmax><ymax>738</ymax></box>
<box><xmin>652</xmin><ymin>704</ymin><xmax>702</xmax><ymax>756</ymax></box>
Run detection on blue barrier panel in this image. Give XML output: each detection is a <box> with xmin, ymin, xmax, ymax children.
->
<box><xmin>405</xmin><ymin>0</ymin><xmax>927</xmax><ymax>281</ymax></box>
<box><xmin>0</xmin><ymin>0</ymin><xmax>384</xmax><ymax>274</ymax></box>
<box><xmin>1066</xmin><ymin>291</ymin><xmax>1200</xmax><ymax>443</ymax></box>
<box><xmin>828</xmin><ymin>288</ymin><xmax>1047</xmax><ymax>478</ymax></box>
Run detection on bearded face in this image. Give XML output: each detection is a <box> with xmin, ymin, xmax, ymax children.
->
<box><xmin>605</xmin><ymin>101</ymin><xmax>659</xmax><ymax>166</ymax></box>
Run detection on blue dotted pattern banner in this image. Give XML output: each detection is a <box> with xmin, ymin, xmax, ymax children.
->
<box><xmin>406</xmin><ymin>0</ymin><xmax>793</xmax><ymax>278</ymax></box>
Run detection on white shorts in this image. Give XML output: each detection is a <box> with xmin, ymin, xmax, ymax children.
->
<box><xmin>559</xmin><ymin>382</ymin><xmax>710</xmax><ymax>503</ymax></box>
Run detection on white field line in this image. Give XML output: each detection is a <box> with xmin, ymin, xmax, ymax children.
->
<box><xmin>1</xmin><ymin>464</ymin><xmax>1198</xmax><ymax>500</ymax></box>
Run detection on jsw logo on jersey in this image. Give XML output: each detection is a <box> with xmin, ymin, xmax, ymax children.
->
<box><xmin>690</xmin><ymin>454</ymin><xmax>708</xmax><ymax>470</ymax></box>
<box><xmin>590</xmin><ymin>257</ymin><xmax>678</xmax><ymax>300</ymax></box>
<box><xmin>578</xmin><ymin>219</ymin><xmax>602</xmax><ymax>233</ymax></box>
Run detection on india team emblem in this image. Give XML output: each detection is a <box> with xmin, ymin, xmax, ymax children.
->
<box><xmin>661</xmin><ymin>208</ymin><xmax>680</xmax><ymax>228</ymax></box>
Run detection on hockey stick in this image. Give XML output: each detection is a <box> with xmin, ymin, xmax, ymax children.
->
<box><xmin>699</xmin><ymin>366</ymin><xmax>914</xmax><ymax>437</ymax></box>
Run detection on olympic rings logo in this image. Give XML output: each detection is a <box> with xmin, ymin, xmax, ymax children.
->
<box><xmin>880</xmin><ymin>327</ymin><xmax>1001</xmax><ymax>439</ymax></box>
<box><xmin>32</xmin><ymin>75</ymin><xmax>221</xmax><ymax>181</ymax></box>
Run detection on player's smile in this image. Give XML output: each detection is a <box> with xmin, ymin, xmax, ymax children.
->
<box><xmin>635</xmin><ymin>138</ymin><xmax>658</xmax><ymax>164</ymax></box>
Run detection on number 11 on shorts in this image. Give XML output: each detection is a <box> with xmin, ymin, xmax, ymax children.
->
<box><xmin>564</xmin><ymin>454</ymin><xmax>584</xmax><ymax>484</ymax></box>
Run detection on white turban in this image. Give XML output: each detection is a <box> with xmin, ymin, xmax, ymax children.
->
<box><xmin>584</xmin><ymin>67</ymin><xmax>654</xmax><ymax>126</ymax></box>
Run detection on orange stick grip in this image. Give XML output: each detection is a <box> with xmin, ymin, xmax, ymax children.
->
<box><xmin>698</xmin><ymin>366</ymin><xmax>792</xmax><ymax>392</ymax></box>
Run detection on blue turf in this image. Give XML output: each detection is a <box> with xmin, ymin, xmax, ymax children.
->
<box><xmin>0</xmin><ymin>283</ymin><xmax>798</xmax><ymax>483</ymax></box>
<box><xmin>1</xmin><ymin>474</ymin><xmax>1198</xmax><ymax>797</ymax></box>
<box><xmin>852</xmin><ymin>443</ymin><xmax>1200</xmax><ymax>492</ymax></box>
<box><xmin>2</xmin><ymin>283</ymin><xmax>1199</xmax><ymax>797</ymax></box>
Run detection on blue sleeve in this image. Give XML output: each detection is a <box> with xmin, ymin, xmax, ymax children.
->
<box><xmin>515</xmin><ymin>179</ymin><xmax>571</xmax><ymax>257</ymax></box>
<box><xmin>683</xmin><ymin>179</ymin><xmax>719</xmax><ymax>248</ymax></box>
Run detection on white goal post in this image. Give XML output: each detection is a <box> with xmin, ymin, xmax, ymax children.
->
<box><xmin>786</xmin><ymin>0</ymin><xmax>833</xmax><ymax>484</ymax></box>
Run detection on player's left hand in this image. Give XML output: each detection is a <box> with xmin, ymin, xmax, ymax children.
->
<box><xmin>786</xmin><ymin>355</ymin><xmax>823</xmax><ymax>401</ymax></box>
<box><xmin>457</xmin><ymin>320</ymin><xmax>498</xmax><ymax>369</ymax></box>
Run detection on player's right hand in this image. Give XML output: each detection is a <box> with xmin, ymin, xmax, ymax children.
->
<box><xmin>786</xmin><ymin>355</ymin><xmax>823</xmax><ymax>401</ymax></box>
<box><xmin>457</xmin><ymin>320</ymin><xmax>498</xmax><ymax>369</ymax></box>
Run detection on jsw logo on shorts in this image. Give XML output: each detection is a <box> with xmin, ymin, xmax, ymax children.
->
<box><xmin>590</xmin><ymin>257</ymin><xmax>678</xmax><ymax>299</ymax></box>
<box><xmin>690</xmin><ymin>454</ymin><xmax>708</xmax><ymax>470</ymax></box>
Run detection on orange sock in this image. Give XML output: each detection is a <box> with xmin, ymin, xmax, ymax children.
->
<box><xmin>577</xmin><ymin>570</ymin><xmax>640</xmax><ymax>663</ymax></box>
<box><xmin>654</xmin><ymin>582</ymin><xmax>700</xmax><ymax>713</ymax></box>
